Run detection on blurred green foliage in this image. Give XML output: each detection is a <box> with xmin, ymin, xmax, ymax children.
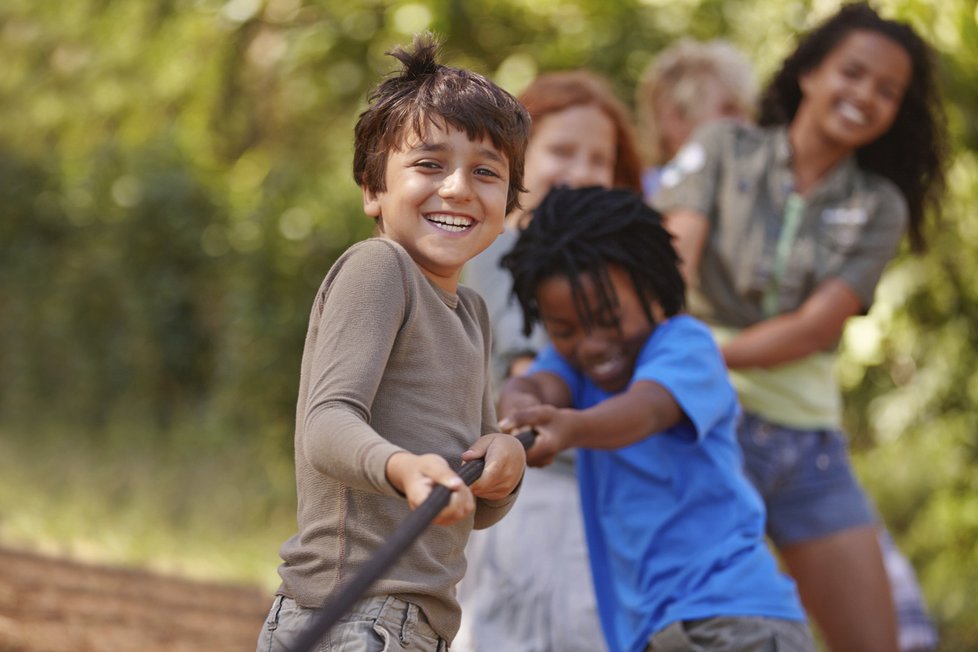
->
<box><xmin>0</xmin><ymin>0</ymin><xmax>976</xmax><ymax>648</ymax></box>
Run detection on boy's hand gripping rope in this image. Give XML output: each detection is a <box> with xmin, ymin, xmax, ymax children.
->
<box><xmin>289</xmin><ymin>428</ymin><xmax>537</xmax><ymax>652</ymax></box>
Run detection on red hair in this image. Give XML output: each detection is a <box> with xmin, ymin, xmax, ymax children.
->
<box><xmin>518</xmin><ymin>70</ymin><xmax>643</xmax><ymax>194</ymax></box>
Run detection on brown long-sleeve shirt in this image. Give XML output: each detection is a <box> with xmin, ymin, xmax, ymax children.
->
<box><xmin>276</xmin><ymin>238</ymin><xmax>517</xmax><ymax>642</ymax></box>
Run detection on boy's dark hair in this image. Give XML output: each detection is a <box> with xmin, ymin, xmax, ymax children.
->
<box><xmin>502</xmin><ymin>186</ymin><xmax>685</xmax><ymax>338</ymax></box>
<box><xmin>353</xmin><ymin>33</ymin><xmax>531</xmax><ymax>215</ymax></box>
<box><xmin>758</xmin><ymin>1</ymin><xmax>948</xmax><ymax>252</ymax></box>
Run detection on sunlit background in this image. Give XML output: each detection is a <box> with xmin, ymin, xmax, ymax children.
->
<box><xmin>1</xmin><ymin>0</ymin><xmax>976</xmax><ymax>648</ymax></box>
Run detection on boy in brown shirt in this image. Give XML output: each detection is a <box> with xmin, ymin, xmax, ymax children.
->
<box><xmin>256</xmin><ymin>34</ymin><xmax>530</xmax><ymax>652</ymax></box>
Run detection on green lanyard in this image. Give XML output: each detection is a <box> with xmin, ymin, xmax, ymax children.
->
<box><xmin>762</xmin><ymin>192</ymin><xmax>806</xmax><ymax>317</ymax></box>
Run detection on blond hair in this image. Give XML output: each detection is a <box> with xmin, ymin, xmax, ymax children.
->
<box><xmin>636</xmin><ymin>39</ymin><xmax>756</xmax><ymax>165</ymax></box>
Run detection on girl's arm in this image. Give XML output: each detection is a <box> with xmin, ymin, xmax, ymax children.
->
<box><xmin>665</xmin><ymin>206</ymin><xmax>864</xmax><ymax>370</ymax></box>
<box><xmin>721</xmin><ymin>277</ymin><xmax>862</xmax><ymax>369</ymax></box>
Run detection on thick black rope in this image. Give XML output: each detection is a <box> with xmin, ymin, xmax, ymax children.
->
<box><xmin>289</xmin><ymin>429</ymin><xmax>537</xmax><ymax>652</ymax></box>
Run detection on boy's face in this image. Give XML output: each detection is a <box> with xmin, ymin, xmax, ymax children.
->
<box><xmin>362</xmin><ymin>121</ymin><xmax>509</xmax><ymax>292</ymax></box>
<box><xmin>537</xmin><ymin>264</ymin><xmax>663</xmax><ymax>393</ymax></box>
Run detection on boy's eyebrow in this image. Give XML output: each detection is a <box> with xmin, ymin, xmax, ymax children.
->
<box><xmin>477</xmin><ymin>147</ymin><xmax>506</xmax><ymax>164</ymax></box>
<box><xmin>409</xmin><ymin>140</ymin><xmax>506</xmax><ymax>164</ymax></box>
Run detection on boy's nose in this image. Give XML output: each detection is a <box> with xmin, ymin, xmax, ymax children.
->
<box><xmin>577</xmin><ymin>331</ymin><xmax>609</xmax><ymax>361</ymax></box>
<box><xmin>439</xmin><ymin>168</ymin><xmax>474</xmax><ymax>200</ymax></box>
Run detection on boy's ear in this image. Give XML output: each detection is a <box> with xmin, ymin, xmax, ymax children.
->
<box><xmin>362</xmin><ymin>186</ymin><xmax>382</xmax><ymax>218</ymax></box>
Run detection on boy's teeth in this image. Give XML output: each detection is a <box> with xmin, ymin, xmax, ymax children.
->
<box><xmin>428</xmin><ymin>214</ymin><xmax>473</xmax><ymax>230</ymax></box>
<box><xmin>436</xmin><ymin>223</ymin><xmax>467</xmax><ymax>232</ymax></box>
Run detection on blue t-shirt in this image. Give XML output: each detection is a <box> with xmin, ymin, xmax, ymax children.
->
<box><xmin>531</xmin><ymin>316</ymin><xmax>805</xmax><ymax>652</ymax></box>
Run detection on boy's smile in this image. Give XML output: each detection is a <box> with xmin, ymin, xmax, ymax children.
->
<box><xmin>537</xmin><ymin>265</ymin><xmax>663</xmax><ymax>393</ymax></box>
<box><xmin>362</xmin><ymin>121</ymin><xmax>510</xmax><ymax>292</ymax></box>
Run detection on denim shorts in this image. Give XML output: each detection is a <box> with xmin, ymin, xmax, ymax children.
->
<box><xmin>737</xmin><ymin>412</ymin><xmax>876</xmax><ymax>547</ymax></box>
<box><xmin>256</xmin><ymin>594</ymin><xmax>449</xmax><ymax>652</ymax></box>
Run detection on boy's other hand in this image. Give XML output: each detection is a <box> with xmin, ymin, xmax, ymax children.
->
<box><xmin>500</xmin><ymin>405</ymin><xmax>575</xmax><ymax>467</ymax></box>
<box><xmin>462</xmin><ymin>433</ymin><xmax>527</xmax><ymax>501</ymax></box>
<box><xmin>386</xmin><ymin>452</ymin><xmax>475</xmax><ymax>526</ymax></box>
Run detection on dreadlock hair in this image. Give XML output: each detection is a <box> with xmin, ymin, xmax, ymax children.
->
<box><xmin>502</xmin><ymin>186</ymin><xmax>685</xmax><ymax>338</ymax></box>
<box><xmin>758</xmin><ymin>2</ymin><xmax>948</xmax><ymax>252</ymax></box>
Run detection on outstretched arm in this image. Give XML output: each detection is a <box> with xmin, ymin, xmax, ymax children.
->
<box><xmin>500</xmin><ymin>374</ymin><xmax>682</xmax><ymax>467</ymax></box>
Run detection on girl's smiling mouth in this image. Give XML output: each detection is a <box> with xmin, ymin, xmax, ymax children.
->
<box><xmin>837</xmin><ymin>100</ymin><xmax>869</xmax><ymax>126</ymax></box>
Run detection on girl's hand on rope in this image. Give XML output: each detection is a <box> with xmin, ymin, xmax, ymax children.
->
<box><xmin>462</xmin><ymin>432</ymin><xmax>526</xmax><ymax>501</ymax></box>
<box><xmin>386</xmin><ymin>452</ymin><xmax>474</xmax><ymax>526</ymax></box>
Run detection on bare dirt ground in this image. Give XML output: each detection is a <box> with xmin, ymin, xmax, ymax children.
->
<box><xmin>0</xmin><ymin>546</ymin><xmax>270</xmax><ymax>652</ymax></box>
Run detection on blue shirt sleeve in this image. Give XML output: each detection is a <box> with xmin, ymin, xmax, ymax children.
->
<box><xmin>530</xmin><ymin>317</ymin><xmax>739</xmax><ymax>443</ymax></box>
<box><xmin>633</xmin><ymin>316</ymin><xmax>739</xmax><ymax>441</ymax></box>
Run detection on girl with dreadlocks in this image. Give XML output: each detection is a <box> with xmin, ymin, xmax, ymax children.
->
<box><xmin>497</xmin><ymin>185</ymin><xmax>815</xmax><ymax>652</ymax></box>
<box><xmin>654</xmin><ymin>4</ymin><xmax>948</xmax><ymax>651</ymax></box>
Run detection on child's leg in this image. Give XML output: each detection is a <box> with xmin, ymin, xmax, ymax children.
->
<box><xmin>737</xmin><ymin>414</ymin><xmax>902</xmax><ymax>652</ymax></box>
<box><xmin>780</xmin><ymin>526</ymin><xmax>897</xmax><ymax>652</ymax></box>
<box><xmin>645</xmin><ymin>616</ymin><xmax>815</xmax><ymax>651</ymax></box>
<box><xmin>256</xmin><ymin>594</ymin><xmax>448</xmax><ymax>652</ymax></box>
<box><xmin>742</xmin><ymin>417</ymin><xmax>937</xmax><ymax>652</ymax></box>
